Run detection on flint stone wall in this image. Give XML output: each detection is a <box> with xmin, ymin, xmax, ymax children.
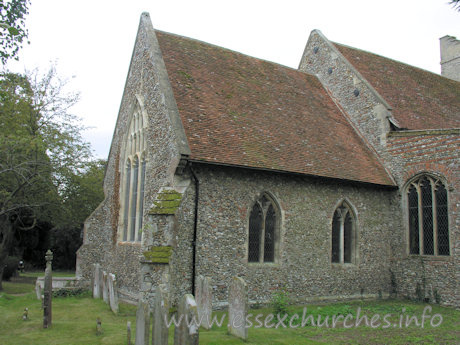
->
<box><xmin>299</xmin><ymin>30</ymin><xmax>459</xmax><ymax>307</ymax></box>
<box><xmin>76</xmin><ymin>13</ymin><xmax>184</xmax><ymax>301</ymax></box>
<box><xmin>189</xmin><ymin>163</ymin><xmax>398</xmax><ymax>305</ymax></box>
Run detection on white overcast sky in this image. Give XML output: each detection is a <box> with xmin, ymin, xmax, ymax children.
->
<box><xmin>5</xmin><ymin>0</ymin><xmax>460</xmax><ymax>158</ymax></box>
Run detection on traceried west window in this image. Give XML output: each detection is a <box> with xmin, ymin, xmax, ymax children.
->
<box><xmin>120</xmin><ymin>102</ymin><xmax>147</xmax><ymax>242</ymax></box>
<box><xmin>331</xmin><ymin>201</ymin><xmax>356</xmax><ymax>264</ymax></box>
<box><xmin>407</xmin><ymin>175</ymin><xmax>449</xmax><ymax>256</ymax></box>
<box><xmin>248</xmin><ymin>194</ymin><xmax>280</xmax><ymax>263</ymax></box>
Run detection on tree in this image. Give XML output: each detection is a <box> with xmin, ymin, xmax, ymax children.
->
<box><xmin>0</xmin><ymin>0</ymin><xmax>30</xmax><ymax>64</ymax></box>
<box><xmin>50</xmin><ymin>159</ymin><xmax>105</xmax><ymax>270</ymax></box>
<box><xmin>59</xmin><ymin>159</ymin><xmax>106</xmax><ymax>227</ymax></box>
<box><xmin>450</xmin><ymin>0</ymin><xmax>460</xmax><ymax>11</ymax></box>
<box><xmin>0</xmin><ymin>67</ymin><xmax>92</xmax><ymax>288</ymax></box>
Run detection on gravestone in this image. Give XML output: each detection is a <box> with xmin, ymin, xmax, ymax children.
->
<box><xmin>108</xmin><ymin>273</ymin><xmax>119</xmax><ymax>313</ymax></box>
<box><xmin>195</xmin><ymin>275</ymin><xmax>212</xmax><ymax>330</ymax></box>
<box><xmin>127</xmin><ymin>321</ymin><xmax>132</xmax><ymax>345</ymax></box>
<box><xmin>173</xmin><ymin>294</ymin><xmax>199</xmax><ymax>345</ymax></box>
<box><xmin>43</xmin><ymin>250</ymin><xmax>53</xmax><ymax>329</ymax></box>
<box><xmin>96</xmin><ymin>318</ymin><xmax>103</xmax><ymax>335</ymax></box>
<box><xmin>227</xmin><ymin>276</ymin><xmax>248</xmax><ymax>340</ymax></box>
<box><xmin>152</xmin><ymin>284</ymin><xmax>169</xmax><ymax>345</ymax></box>
<box><xmin>93</xmin><ymin>263</ymin><xmax>102</xmax><ymax>298</ymax></box>
<box><xmin>102</xmin><ymin>271</ymin><xmax>109</xmax><ymax>303</ymax></box>
<box><xmin>135</xmin><ymin>300</ymin><xmax>150</xmax><ymax>345</ymax></box>
<box><xmin>35</xmin><ymin>279</ymin><xmax>42</xmax><ymax>300</ymax></box>
<box><xmin>22</xmin><ymin>308</ymin><xmax>29</xmax><ymax>321</ymax></box>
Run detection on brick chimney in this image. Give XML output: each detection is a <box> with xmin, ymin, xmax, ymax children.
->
<box><xmin>440</xmin><ymin>35</ymin><xmax>460</xmax><ymax>82</ymax></box>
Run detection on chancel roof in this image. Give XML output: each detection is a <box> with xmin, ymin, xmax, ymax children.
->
<box><xmin>156</xmin><ymin>31</ymin><xmax>395</xmax><ymax>186</ymax></box>
<box><xmin>335</xmin><ymin>43</ymin><xmax>460</xmax><ymax>130</ymax></box>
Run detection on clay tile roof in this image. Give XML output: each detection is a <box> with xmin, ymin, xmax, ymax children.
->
<box><xmin>335</xmin><ymin>43</ymin><xmax>460</xmax><ymax>130</ymax></box>
<box><xmin>156</xmin><ymin>31</ymin><xmax>395</xmax><ymax>186</ymax></box>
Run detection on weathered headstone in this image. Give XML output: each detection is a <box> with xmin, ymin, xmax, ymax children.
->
<box><xmin>22</xmin><ymin>307</ymin><xmax>29</xmax><ymax>321</ymax></box>
<box><xmin>93</xmin><ymin>263</ymin><xmax>102</xmax><ymax>298</ymax></box>
<box><xmin>152</xmin><ymin>284</ymin><xmax>169</xmax><ymax>345</ymax></box>
<box><xmin>195</xmin><ymin>275</ymin><xmax>212</xmax><ymax>330</ymax></box>
<box><xmin>127</xmin><ymin>321</ymin><xmax>132</xmax><ymax>345</ymax></box>
<box><xmin>96</xmin><ymin>318</ymin><xmax>103</xmax><ymax>335</ymax></box>
<box><xmin>135</xmin><ymin>300</ymin><xmax>150</xmax><ymax>345</ymax></box>
<box><xmin>227</xmin><ymin>276</ymin><xmax>248</xmax><ymax>340</ymax></box>
<box><xmin>35</xmin><ymin>279</ymin><xmax>42</xmax><ymax>300</ymax></box>
<box><xmin>43</xmin><ymin>250</ymin><xmax>53</xmax><ymax>329</ymax></box>
<box><xmin>173</xmin><ymin>294</ymin><xmax>199</xmax><ymax>345</ymax></box>
<box><xmin>108</xmin><ymin>273</ymin><xmax>119</xmax><ymax>313</ymax></box>
<box><xmin>102</xmin><ymin>271</ymin><xmax>109</xmax><ymax>304</ymax></box>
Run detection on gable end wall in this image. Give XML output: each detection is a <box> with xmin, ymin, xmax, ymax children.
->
<box><xmin>76</xmin><ymin>13</ymin><xmax>188</xmax><ymax>298</ymax></box>
<box><xmin>300</xmin><ymin>31</ymin><xmax>459</xmax><ymax>307</ymax></box>
<box><xmin>299</xmin><ymin>30</ymin><xmax>394</xmax><ymax>159</ymax></box>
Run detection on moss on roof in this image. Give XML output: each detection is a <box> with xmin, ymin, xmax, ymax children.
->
<box><xmin>156</xmin><ymin>31</ymin><xmax>395</xmax><ymax>186</ymax></box>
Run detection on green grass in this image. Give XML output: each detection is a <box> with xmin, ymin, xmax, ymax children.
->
<box><xmin>21</xmin><ymin>271</ymin><xmax>76</xmax><ymax>278</ymax></box>
<box><xmin>0</xmin><ymin>292</ymin><xmax>137</xmax><ymax>345</ymax></box>
<box><xmin>1</xmin><ymin>278</ymin><xmax>459</xmax><ymax>345</ymax></box>
<box><xmin>1</xmin><ymin>281</ymin><xmax>35</xmax><ymax>294</ymax></box>
<box><xmin>195</xmin><ymin>300</ymin><xmax>460</xmax><ymax>345</ymax></box>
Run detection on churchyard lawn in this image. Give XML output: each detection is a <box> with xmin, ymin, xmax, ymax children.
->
<box><xmin>0</xmin><ymin>276</ymin><xmax>459</xmax><ymax>345</ymax></box>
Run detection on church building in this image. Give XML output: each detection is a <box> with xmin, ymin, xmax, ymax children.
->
<box><xmin>76</xmin><ymin>13</ymin><xmax>460</xmax><ymax>308</ymax></box>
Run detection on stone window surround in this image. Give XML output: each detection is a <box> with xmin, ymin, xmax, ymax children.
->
<box><xmin>331</xmin><ymin>199</ymin><xmax>359</xmax><ymax>266</ymax></box>
<box><xmin>403</xmin><ymin>173</ymin><xmax>451</xmax><ymax>258</ymax></box>
<box><xmin>247</xmin><ymin>192</ymin><xmax>282</xmax><ymax>265</ymax></box>
<box><xmin>118</xmin><ymin>97</ymin><xmax>148</xmax><ymax>243</ymax></box>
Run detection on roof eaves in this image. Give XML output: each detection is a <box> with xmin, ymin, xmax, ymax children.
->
<box><xmin>188</xmin><ymin>159</ymin><xmax>397</xmax><ymax>188</ymax></box>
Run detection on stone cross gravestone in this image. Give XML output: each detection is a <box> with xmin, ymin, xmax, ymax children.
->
<box><xmin>195</xmin><ymin>275</ymin><xmax>212</xmax><ymax>330</ymax></box>
<box><xmin>173</xmin><ymin>294</ymin><xmax>199</xmax><ymax>345</ymax></box>
<box><xmin>135</xmin><ymin>300</ymin><xmax>150</xmax><ymax>345</ymax></box>
<box><xmin>108</xmin><ymin>273</ymin><xmax>119</xmax><ymax>313</ymax></box>
<box><xmin>227</xmin><ymin>276</ymin><xmax>248</xmax><ymax>340</ymax></box>
<box><xmin>152</xmin><ymin>284</ymin><xmax>169</xmax><ymax>345</ymax></box>
<box><xmin>43</xmin><ymin>250</ymin><xmax>53</xmax><ymax>329</ymax></box>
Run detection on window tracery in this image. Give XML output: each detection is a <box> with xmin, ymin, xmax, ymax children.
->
<box><xmin>119</xmin><ymin>102</ymin><xmax>147</xmax><ymax>242</ymax></box>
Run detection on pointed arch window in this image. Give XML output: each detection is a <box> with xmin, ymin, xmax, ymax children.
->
<box><xmin>331</xmin><ymin>201</ymin><xmax>356</xmax><ymax>264</ymax></box>
<box><xmin>120</xmin><ymin>101</ymin><xmax>147</xmax><ymax>242</ymax></box>
<box><xmin>248</xmin><ymin>194</ymin><xmax>280</xmax><ymax>263</ymax></box>
<box><xmin>407</xmin><ymin>175</ymin><xmax>449</xmax><ymax>256</ymax></box>
<box><xmin>129</xmin><ymin>157</ymin><xmax>139</xmax><ymax>241</ymax></box>
<box><xmin>122</xmin><ymin>161</ymin><xmax>131</xmax><ymax>242</ymax></box>
<box><xmin>137</xmin><ymin>157</ymin><xmax>146</xmax><ymax>242</ymax></box>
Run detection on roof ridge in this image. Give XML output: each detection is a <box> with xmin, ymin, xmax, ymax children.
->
<box><xmin>333</xmin><ymin>41</ymin><xmax>460</xmax><ymax>84</ymax></box>
<box><xmin>157</xmin><ymin>29</ymin><xmax>397</xmax><ymax>186</ymax></box>
<box><xmin>155</xmin><ymin>29</ymin><xmax>311</xmax><ymax>76</ymax></box>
